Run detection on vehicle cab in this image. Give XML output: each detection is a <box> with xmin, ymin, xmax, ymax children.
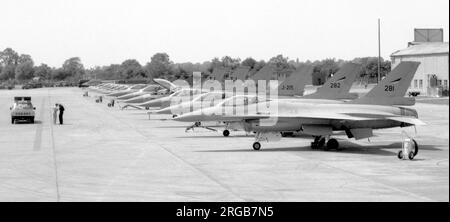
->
<box><xmin>10</xmin><ymin>97</ymin><xmax>36</xmax><ymax>124</ymax></box>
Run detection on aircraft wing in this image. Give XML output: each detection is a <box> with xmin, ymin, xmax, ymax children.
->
<box><xmin>226</xmin><ymin>113</ymin><xmax>375</xmax><ymax>122</ymax></box>
<box><xmin>227</xmin><ymin>113</ymin><xmax>425</xmax><ymax>126</ymax></box>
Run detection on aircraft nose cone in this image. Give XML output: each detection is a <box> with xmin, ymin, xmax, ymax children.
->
<box><xmin>173</xmin><ymin>112</ymin><xmax>203</xmax><ymax>122</ymax></box>
<box><xmin>125</xmin><ymin>96</ymin><xmax>143</xmax><ymax>104</ymax></box>
<box><xmin>155</xmin><ymin>107</ymin><xmax>172</xmax><ymax>114</ymax></box>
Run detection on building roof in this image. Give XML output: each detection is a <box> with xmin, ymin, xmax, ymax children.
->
<box><xmin>391</xmin><ymin>42</ymin><xmax>449</xmax><ymax>57</ymax></box>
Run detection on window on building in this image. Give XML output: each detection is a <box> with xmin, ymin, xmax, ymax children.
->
<box><xmin>438</xmin><ymin>80</ymin><xmax>442</xmax><ymax>86</ymax></box>
<box><xmin>419</xmin><ymin>80</ymin><xmax>423</xmax><ymax>89</ymax></box>
<box><xmin>414</xmin><ymin>79</ymin><xmax>418</xmax><ymax>88</ymax></box>
<box><xmin>444</xmin><ymin>80</ymin><xmax>448</xmax><ymax>89</ymax></box>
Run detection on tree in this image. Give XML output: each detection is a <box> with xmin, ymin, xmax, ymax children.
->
<box><xmin>62</xmin><ymin>57</ymin><xmax>85</xmax><ymax>81</ymax></box>
<box><xmin>253</xmin><ymin>60</ymin><xmax>266</xmax><ymax>72</ymax></box>
<box><xmin>51</xmin><ymin>68</ymin><xmax>69</xmax><ymax>81</ymax></box>
<box><xmin>312</xmin><ymin>58</ymin><xmax>340</xmax><ymax>85</ymax></box>
<box><xmin>18</xmin><ymin>54</ymin><xmax>33</xmax><ymax>65</ymax></box>
<box><xmin>0</xmin><ymin>48</ymin><xmax>19</xmax><ymax>66</ymax></box>
<box><xmin>241</xmin><ymin>57</ymin><xmax>257</xmax><ymax>69</ymax></box>
<box><xmin>221</xmin><ymin>56</ymin><xmax>240</xmax><ymax>69</ymax></box>
<box><xmin>145</xmin><ymin>53</ymin><xmax>173</xmax><ymax>79</ymax></box>
<box><xmin>268</xmin><ymin>54</ymin><xmax>290</xmax><ymax>70</ymax></box>
<box><xmin>0</xmin><ymin>64</ymin><xmax>16</xmax><ymax>80</ymax></box>
<box><xmin>120</xmin><ymin>59</ymin><xmax>146</xmax><ymax>79</ymax></box>
<box><xmin>15</xmin><ymin>62</ymin><xmax>34</xmax><ymax>81</ymax></box>
<box><xmin>34</xmin><ymin>64</ymin><xmax>52</xmax><ymax>80</ymax></box>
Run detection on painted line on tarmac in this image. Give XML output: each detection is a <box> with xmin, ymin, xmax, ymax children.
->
<box><xmin>47</xmin><ymin>90</ymin><xmax>61</xmax><ymax>202</ymax></box>
<box><xmin>86</xmin><ymin>101</ymin><xmax>247</xmax><ymax>201</ymax></box>
<box><xmin>33</xmin><ymin>97</ymin><xmax>46</xmax><ymax>151</ymax></box>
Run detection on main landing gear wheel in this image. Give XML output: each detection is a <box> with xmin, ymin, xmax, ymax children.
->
<box><xmin>325</xmin><ymin>138</ymin><xmax>339</xmax><ymax>151</ymax></box>
<box><xmin>311</xmin><ymin>136</ymin><xmax>326</xmax><ymax>149</ymax></box>
<box><xmin>223</xmin><ymin>130</ymin><xmax>230</xmax><ymax>137</ymax></box>
<box><xmin>281</xmin><ymin>132</ymin><xmax>294</xmax><ymax>137</ymax></box>
<box><xmin>252</xmin><ymin>142</ymin><xmax>261</xmax><ymax>150</ymax></box>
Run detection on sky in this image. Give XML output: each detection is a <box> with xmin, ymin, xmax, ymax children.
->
<box><xmin>1</xmin><ymin>0</ymin><xmax>449</xmax><ymax>68</ymax></box>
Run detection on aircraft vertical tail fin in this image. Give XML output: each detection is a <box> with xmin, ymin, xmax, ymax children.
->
<box><xmin>278</xmin><ymin>65</ymin><xmax>313</xmax><ymax>96</ymax></box>
<box><xmin>302</xmin><ymin>62</ymin><xmax>361</xmax><ymax>99</ymax></box>
<box><xmin>350</xmin><ymin>61</ymin><xmax>420</xmax><ymax>106</ymax></box>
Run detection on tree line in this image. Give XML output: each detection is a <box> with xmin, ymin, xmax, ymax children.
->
<box><xmin>0</xmin><ymin>47</ymin><xmax>391</xmax><ymax>85</ymax></box>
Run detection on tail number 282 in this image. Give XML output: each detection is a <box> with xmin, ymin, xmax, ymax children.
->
<box><xmin>330</xmin><ymin>83</ymin><xmax>341</xmax><ymax>88</ymax></box>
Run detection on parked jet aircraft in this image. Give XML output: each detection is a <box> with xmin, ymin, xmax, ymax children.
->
<box><xmin>106</xmin><ymin>84</ymin><xmax>148</xmax><ymax>97</ymax></box>
<box><xmin>115</xmin><ymin>85</ymin><xmax>165</xmax><ymax>101</ymax></box>
<box><xmin>174</xmin><ymin>62</ymin><xmax>423</xmax><ymax>150</ymax></box>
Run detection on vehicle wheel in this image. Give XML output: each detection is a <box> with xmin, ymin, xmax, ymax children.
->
<box><xmin>408</xmin><ymin>151</ymin><xmax>415</xmax><ymax>160</ymax></box>
<box><xmin>11</xmin><ymin>118</ymin><xmax>15</xmax><ymax>124</ymax></box>
<box><xmin>223</xmin><ymin>130</ymin><xmax>230</xmax><ymax>137</ymax></box>
<box><xmin>172</xmin><ymin>114</ymin><xmax>178</xmax><ymax>118</ymax></box>
<box><xmin>397</xmin><ymin>151</ymin><xmax>403</xmax><ymax>159</ymax></box>
<box><xmin>252</xmin><ymin>142</ymin><xmax>261</xmax><ymax>151</ymax></box>
<box><xmin>30</xmin><ymin>117</ymin><xmax>35</xmax><ymax>124</ymax></box>
<box><xmin>412</xmin><ymin>139</ymin><xmax>418</xmax><ymax>156</ymax></box>
<box><xmin>326</xmin><ymin>138</ymin><xmax>339</xmax><ymax>150</ymax></box>
<box><xmin>145</xmin><ymin>107</ymin><xmax>149</xmax><ymax>110</ymax></box>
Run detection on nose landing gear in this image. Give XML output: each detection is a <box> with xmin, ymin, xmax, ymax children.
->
<box><xmin>398</xmin><ymin>138</ymin><xmax>418</xmax><ymax>160</ymax></box>
<box><xmin>252</xmin><ymin>142</ymin><xmax>261</xmax><ymax>150</ymax></box>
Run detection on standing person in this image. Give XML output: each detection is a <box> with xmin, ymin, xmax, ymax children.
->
<box><xmin>58</xmin><ymin>104</ymin><xmax>65</xmax><ymax>125</ymax></box>
<box><xmin>53</xmin><ymin>104</ymin><xmax>59</xmax><ymax>124</ymax></box>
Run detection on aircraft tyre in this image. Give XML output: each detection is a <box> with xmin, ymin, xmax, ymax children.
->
<box><xmin>326</xmin><ymin>138</ymin><xmax>339</xmax><ymax>150</ymax></box>
<box><xmin>252</xmin><ymin>142</ymin><xmax>261</xmax><ymax>151</ymax></box>
<box><xmin>412</xmin><ymin>139</ymin><xmax>418</xmax><ymax>156</ymax></box>
<box><xmin>397</xmin><ymin>151</ymin><xmax>403</xmax><ymax>159</ymax></box>
<box><xmin>223</xmin><ymin>130</ymin><xmax>230</xmax><ymax>137</ymax></box>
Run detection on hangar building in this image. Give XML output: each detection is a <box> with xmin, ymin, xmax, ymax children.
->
<box><xmin>390</xmin><ymin>29</ymin><xmax>449</xmax><ymax>97</ymax></box>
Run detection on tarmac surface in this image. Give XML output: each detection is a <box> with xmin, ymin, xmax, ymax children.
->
<box><xmin>0</xmin><ymin>87</ymin><xmax>448</xmax><ymax>201</ymax></box>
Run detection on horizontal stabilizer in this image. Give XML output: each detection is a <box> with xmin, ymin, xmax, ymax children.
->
<box><xmin>386</xmin><ymin>117</ymin><xmax>426</xmax><ymax>126</ymax></box>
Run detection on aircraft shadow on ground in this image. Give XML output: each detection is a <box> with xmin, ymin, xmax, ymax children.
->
<box><xmin>197</xmin><ymin>141</ymin><xmax>441</xmax><ymax>156</ymax></box>
<box><xmin>177</xmin><ymin>135</ymin><xmax>251</xmax><ymax>139</ymax></box>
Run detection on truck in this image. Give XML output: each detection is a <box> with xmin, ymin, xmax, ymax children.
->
<box><xmin>10</xmin><ymin>97</ymin><xmax>36</xmax><ymax>124</ymax></box>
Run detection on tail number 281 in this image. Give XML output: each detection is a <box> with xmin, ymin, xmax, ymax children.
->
<box><xmin>384</xmin><ymin>85</ymin><xmax>395</xmax><ymax>92</ymax></box>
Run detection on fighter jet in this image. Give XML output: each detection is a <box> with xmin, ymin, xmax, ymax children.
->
<box><xmin>106</xmin><ymin>84</ymin><xmax>148</xmax><ymax>97</ymax></box>
<box><xmin>174</xmin><ymin>62</ymin><xmax>423</xmax><ymax>150</ymax></box>
<box><xmin>166</xmin><ymin>62</ymin><xmax>362</xmax><ymax>135</ymax></box>
<box><xmin>149</xmin><ymin>91</ymin><xmax>235</xmax><ymax>117</ymax></box>
<box><xmin>118</xmin><ymin>78</ymin><xmax>190</xmax><ymax>109</ymax></box>
<box><xmin>147</xmin><ymin>66</ymin><xmax>312</xmax><ymax>115</ymax></box>
<box><xmin>115</xmin><ymin>85</ymin><xmax>165</xmax><ymax>101</ymax></box>
<box><xmin>121</xmin><ymin>88</ymin><xmax>204</xmax><ymax>110</ymax></box>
